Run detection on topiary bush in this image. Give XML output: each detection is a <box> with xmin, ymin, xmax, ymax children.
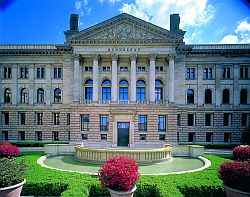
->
<box><xmin>0</xmin><ymin>144</ymin><xmax>20</xmax><ymax>158</ymax></box>
<box><xmin>233</xmin><ymin>145</ymin><xmax>250</xmax><ymax>161</ymax></box>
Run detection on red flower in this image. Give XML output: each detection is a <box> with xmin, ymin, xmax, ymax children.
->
<box><xmin>0</xmin><ymin>145</ymin><xmax>20</xmax><ymax>158</ymax></box>
<box><xmin>98</xmin><ymin>156</ymin><xmax>140</xmax><ymax>192</ymax></box>
<box><xmin>233</xmin><ymin>146</ymin><xmax>250</xmax><ymax>161</ymax></box>
<box><xmin>0</xmin><ymin>142</ymin><xmax>12</xmax><ymax>147</ymax></box>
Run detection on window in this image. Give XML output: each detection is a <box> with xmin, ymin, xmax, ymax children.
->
<box><xmin>206</xmin><ymin>132</ymin><xmax>213</xmax><ymax>142</ymax></box>
<box><xmin>37</xmin><ymin>67</ymin><xmax>45</xmax><ymax>78</ymax></box>
<box><xmin>3</xmin><ymin>67</ymin><xmax>11</xmax><ymax>78</ymax></box>
<box><xmin>187</xmin><ymin>89</ymin><xmax>194</xmax><ymax>104</ymax></box>
<box><xmin>3</xmin><ymin>131</ymin><xmax>8</xmax><ymax>141</ymax></box>
<box><xmin>37</xmin><ymin>88</ymin><xmax>44</xmax><ymax>103</ymax></box>
<box><xmin>222</xmin><ymin>67</ymin><xmax>230</xmax><ymax>79</ymax></box>
<box><xmin>136</xmin><ymin>80</ymin><xmax>146</xmax><ymax>101</ymax></box>
<box><xmin>224</xmin><ymin>113</ymin><xmax>231</xmax><ymax>126</ymax></box>
<box><xmin>155</xmin><ymin>80</ymin><xmax>163</xmax><ymax>101</ymax></box>
<box><xmin>18</xmin><ymin>131</ymin><xmax>25</xmax><ymax>141</ymax></box>
<box><xmin>3</xmin><ymin>112</ymin><xmax>9</xmax><ymax>125</ymax></box>
<box><xmin>140</xmin><ymin>134</ymin><xmax>146</xmax><ymax>140</ymax></box>
<box><xmin>20</xmin><ymin>88</ymin><xmax>28</xmax><ymax>103</ymax></box>
<box><xmin>119</xmin><ymin>80</ymin><xmax>129</xmax><ymax>101</ymax></box>
<box><xmin>222</xmin><ymin>89</ymin><xmax>230</xmax><ymax>104</ymax></box>
<box><xmin>100</xmin><ymin>115</ymin><xmax>109</xmax><ymax>132</ymax></box>
<box><xmin>67</xmin><ymin>113</ymin><xmax>70</xmax><ymax>125</ymax></box>
<box><xmin>85</xmin><ymin>79</ymin><xmax>93</xmax><ymax>101</ymax></box>
<box><xmin>36</xmin><ymin>131</ymin><xmax>42</xmax><ymax>141</ymax></box>
<box><xmin>138</xmin><ymin>66</ymin><xmax>145</xmax><ymax>72</ymax></box>
<box><xmin>186</xmin><ymin>68</ymin><xmax>195</xmax><ymax>79</ymax></box>
<box><xmin>138</xmin><ymin>115</ymin><xmax>147</xmax><ymax>132</ymax></box>
<box><xmin>101</xmin><ymin>134</ymin><xmax>107</xmax><ymax>140</ymax></box>
<box><xmin>54</xmin><ymin>67</ymin><xmax>62</xmax><ymax>78</ymax></box>
<box><xmin>53</xmin><ymin>131</ymin><xmax>59</xmax><ymax>141</ymax></box>
<box><xmin>103</xmin><ymin>66</ymin><xmax>111</xmax><ymax>72</ymax></box>
<box><xmin>102</xmin><ymin>80</ymin><xmax>111</xmax><ymax>101</ymax></box>
<box><xmin>81</xmin><ymin>115</ymin><xmax>89</xmax><ymax>131</ymax></box>
<box><xmin>4</xmin><ymin>88</ymin><xmax>11</xmax><ymax>103</ymax></box>
<box><xmin>156</xmin><ymin>66</ymin><xmax>163</xmax><ymax>72</ymax></box>
<box><xmin>81</xmin><ymin>134</ymin><xmax>88</xmax><ymax>140</ymax></box>
<box><xmin>159</xmin><ymin>134</ymin><xmax>165</xmax><ymax>141</ymax></box>
<box><xmin>20</xmin><ymin>67</ymin><xmax>28</xmax><ymax>78</ymax></box>
<box><xmin>242</xmin><ymin>113</ymin><xmax>250</xmax><ymax>127</ymax></box>
<box><xmin>188</xmin><ymin>114</ymin><xmax>195</xmax><ymax>126</ymax></box>
<box><xmin>53</xmin><ymin>113</ymin><xmax>60</xmax><ymax>125</ymax></box>
<box><xmin>224</xmin><ymin>133</ymin><xmax>231</xmax><ymax>143</ymax></box>
<box><xmin>203</xmin><ymin>68</ymin><xmax>212</xmax><ymax>79</ymax></box>
<box><xmin>240</xmin><ymin>89</ymin><xmax>248</xmax><ymax>104</ymax></box>
<box><xmin>177</xmin><ymin>114</ymin><xmax>181</xmax><ymax>126</ymax></box>
<box><xmin>54</xmin><ymin>88</ymin><xmax>62</xmax><ymax>103</ymax></box>
<box><xmin>177</xmin><ymin>132</ymin><xmax>180</xmax><ymax>142</ymax></box>
<box><xmin>205</xmin><ymin>89</ymin><xmax>212</xmax><ymax>104</ymax></box>
<box><xmin>205</xmin><ymin>114</ymin><xmax>213</xmax><ymax>126</ymax></box>
<box><xmin>188</xmin><ymin>132</ymin><xmax>195</xmax><ymax>142</ymax></box>
<box><xmin>120</xmin><ymin>67</ymin><xmax>128</xmax><ymax>71</ymax></box>
<box><xmin>240</xmin><ymin>67</ymin><xmax>248</xmax><ymax>79</ymax></box>
<box><xmin>158</xmin><ymin>115</ymin><xmax>166</xmax><ymax>132</ymax></box>
<box><xmin>85</xmin><ymin>66</ymin><xmax>93</xmax><ymax>72</ymax></box>
<box><xmin>20</xmin><ymin>113</ymin><xmax>25</xmax><ymax>125</ymax></box>
<box><xmin>37</xmin><ymin>113</ymin><xmax>43</xmax><ymax>125</ymax></box>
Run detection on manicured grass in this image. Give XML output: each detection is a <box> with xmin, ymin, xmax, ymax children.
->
<box><xmin>22</xmin><ymin>152</ymin><xmax>231</xmax><ymax>197</ymax></box>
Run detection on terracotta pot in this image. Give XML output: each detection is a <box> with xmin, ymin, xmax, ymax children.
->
<box><xmin>0</xmin><ymin>179</ymin><xmax>26</xmax><ymax>197</ymax></box>
<box><xmin>108</xmin><ymin>185</ymin><xmax>137</xmax><ymax>197</ymax></box>
<box><xmin>224</xmin><ymin>185</ymin><xmax>250</xmax><ymax>197</ymax></box>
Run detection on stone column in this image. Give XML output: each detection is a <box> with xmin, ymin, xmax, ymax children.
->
<box><xmin>46</xmin><ymin>64</ymin><xmax>52</xmax><ymax>106</ymax></box>
<box><xmin>149</xmin><ymin>53</ymin><xmax>157</xmax><ymax>102</ymax></box>
<box><xmin>197</xmin><ymin>64</ymin><xmax>203</xmax><ymax>106</ymax></box>
<box><xmin>215</xmin><ymin>64</ymin><xmax>221</xmax><ymax>106</ymax></box>
<box><xmin>233</xmin><ymin>64</ymin><xmax>239</xmax><ymax>106</ymax></box>
<box><xmin>130</xmin><ymin>54</ymin><xmax>137</xmax><ymax>103</ymax></box>
<box><xmin>92</xmin><ymin>53</ymin><xmax>99</xmax><ymax>102</ymax></box>
<box><xmin>111</xmin><ymin>53</ymin><xmax>118</xmax><ymax>102</ymax></box>
<box><xmin>28</xmin><ymin>64</ymin><xmax>34</xmax><ymax>105</ymax></box>
<box><xmin>73</xmin><ymin>54</ymin><xmax>80</xmax><ymax>103</ymax></box>
<box><xmin>12</xmin><ymin>64</ymin><xmax>18</xmax><ymax>105</ymax></box>
<box><xmin>168</xmin><ymin>54</ymin><xmax>175</xmax><ymax>103</ymax></box>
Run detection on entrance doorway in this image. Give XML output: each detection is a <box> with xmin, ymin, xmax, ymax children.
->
<box><xmin>117</xmin><ymin>122</ymin><xmax>129</xmax><ymax>147</ymax></box>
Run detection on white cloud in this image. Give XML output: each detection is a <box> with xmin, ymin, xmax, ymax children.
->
<box><xmin>75</xmin><ymin>0</ymin><xmax>91</xmax><ymax>17</ymax></box>
<box><xmin>75</xmin><ymin>0</ymin><xmax>81</xmax><ymax>10</ymax></box>
<box><xmin>99</xmin><ymin>0</ymin><xmax>104</xmax><ymax>3</ymax></box>
<box><xmin>219</xmin><ymin>35</ymin><xmax>239</xmax><ymax>44</ymax></box>
<box><xmin>109</xmin><ymin>0</ymin><xmax>121</xmax><ymax>4</ymax></box>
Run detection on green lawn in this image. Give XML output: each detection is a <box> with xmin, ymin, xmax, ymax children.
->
<box><xmin>21</xmin><ymin>152</ymin><xmax>231</xmax><ymax>197</ymax></box>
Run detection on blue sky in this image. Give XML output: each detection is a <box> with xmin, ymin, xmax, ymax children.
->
<box><xmin>0</xmin><ymin>0</ymin><xmax>249</xmax><ymax>44</ymax></box>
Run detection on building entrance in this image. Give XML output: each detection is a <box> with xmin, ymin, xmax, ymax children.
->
<box><xmin>117</xmin><ymin>122</ymin><xmax>129</xmax><ymax>147</ymax></box>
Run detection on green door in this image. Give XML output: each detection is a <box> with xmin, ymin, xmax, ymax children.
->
<box><xmin>117</xmin><ymin>122</ymin><xmax>129</xmax><ymax>147</ymax></box>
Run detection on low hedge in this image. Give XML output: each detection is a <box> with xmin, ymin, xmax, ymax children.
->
<box><xmin>11</xmin><ymin>142</ymin><xmax>69</xmax><ymax>147</ymax></box>
<box><xmin>177</xmin><ymin>143</ymin><xmax>239</xmax><ymax>149</ymax></box>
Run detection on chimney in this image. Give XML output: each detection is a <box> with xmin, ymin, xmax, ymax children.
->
<box><xmin>170</xmin><ymin>14</ymin><xmax>180</xmax><ymax>33</ymax></box>
<box><xmin>70</xmin><ymin>14</ymin><xmax>79</xmax><ymax>31</ymax></box>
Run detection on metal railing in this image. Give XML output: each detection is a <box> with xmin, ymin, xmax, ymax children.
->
<box><xmin>190</xmin><ymin>44</ymin><xmax>250</xmax><ymax>50</ymax></box>
<box><xmin>0</xmin><ymin>44</ymin><xmax>60</xmax><ymax>50</ymax></box>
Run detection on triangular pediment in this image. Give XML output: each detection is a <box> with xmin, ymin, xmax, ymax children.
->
<box><xmin>66</xmin><ymin>13</ymin><xmax>184</xmax><ymax>43</ymax></box>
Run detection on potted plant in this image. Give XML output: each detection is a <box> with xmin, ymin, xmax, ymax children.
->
<box><xmin>0</xmin><ymin>143</ymin><xmax>27</xmax><ymax>197</ymax></box>
<box><xmin>98</xmin><ymin>156</ymin><xmax>140</xmax><ymax>197</ymax></box>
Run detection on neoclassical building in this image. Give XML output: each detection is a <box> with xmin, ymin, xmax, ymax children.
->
<box><xmin>0</xmin><ymin>13</ymin><xmax>249</xmax><ymax>147</ymax></box>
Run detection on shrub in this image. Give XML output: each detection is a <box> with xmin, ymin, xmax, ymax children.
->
<box><xmin>233</xmin><ymin>145</ymin><xmax>250</xmax><ymax>161</ymax></box>
<box><xmin>0</xmin><ymin>142</ymin><xmax>12</xmax><ymax>147</ymax></box>
<box><xmin>219</xmin><ymin>161</ymin><xmax>250</xmax><ymax>192</ymax></box>
<box><xmin>98</xmin><ymin>156</ymin><xmax>140</xmax><ymax>192</ymax></box>
<box><xmin>0</xmin><ymin>144</ymin><xmax>20</xmax><ymax>158</ymax></box>
<box><xmin>0</xmin><ymin>157</ymin><xmax>27</xmax><ymax>188</ymax></box>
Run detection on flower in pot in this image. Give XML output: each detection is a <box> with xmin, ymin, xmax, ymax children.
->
<box><xmin>98</xmin><ymin>156</ymin><xmax>140</xmax><ymax>197</ymax></box>
<box><xmin>219</xmin><ymin>161</ymin><xmax>250</xmax><ymax>197</ymax></box>
<box><xmin>0</xmin><ymin>143</ymin><xmax>27</xmax><ymax>197</ymax></box>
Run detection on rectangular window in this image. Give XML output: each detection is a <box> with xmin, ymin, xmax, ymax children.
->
<box><xmin>224</xmin><ymin>133</ymin><xmax>231</xmax><ymax>143</ymax></box>
<box><xmin>177</xmin><ymin>114</ymin><xmax>181</xmax><ymax>126</ymax></box>
<box><xmin>138</xmin><ymin>115</ymin><xmax>147</xmax><ymax>132</ymax></box>
<box><xmin>81</xmin><ymin>115</ymin><xmax>89</xmax><ymax>131</ymax></box>
<box><xmin>240</xmin><ymin>67</ymin><xmax>248</xmax><ymax>79</ymax></box>
<box><xmin>206</xmin><ymin>132</ymin><xmax>213</xmax><ymax>142</ymax></box>
<box><xmin>100</xmin><ymin>115</ymin><xmax>109</xmax><ymax>132</ymax></box>
<box><xmin>177</xmin><ymin>132</ymin><xmax>179</xmax><ymax>142</ymax></box>
<box><xmin>222</xmin><ymin>67</ymin><xmax>231</xmax><ymax>79</ymax></box>
<box><xmin>186</xmin><ymin>68</ymin><xmax>195</xmax><ymax>79</ymax></box>
<box><xmin>203</xmin><ymin>68</ymin><xmax>212</xmax><ymax>79</ymax></box>
<box><xmin>156</xmin><ymin>66</ymin><xmax>163</xmax><ymax>72</ymax></box>
<box><xmin>18</xmin><ymin>131</ymin><xmax>25</xmax><ymax>141</ymax></box>
<box><xmin>187</xmin><ymin>114</ymin><xmax>195</xmax><ymax>126</ymax></box>
<box><xmin>36</xmin><ymin>131</ymin><xmax>42</xmax><ymax>141</ymax></box>
<box><xmin>85</xmin><ymin>66</ymin><xmax>93</xmax><ymax>71</ymax></box>
<box><xmin>3</xmin><ymin>131</ymin><xmax>8</xmax><ymax>140</ymax></box>
<box><xmin>120</xmin><ymin>67</ymin><xmax>128</xmax><ymax>71</ymax></box>
<box><xmin>3</xmin><ymin>67</ymin><xmax>12</xmax><ymax>78</ymax></box>
<box><xmin>54</xmin><ymin>67</ymin><xmax>63</xmax><ymax>78</ymax></box>
<box><xmin>103</xmin><ymin>66</ymin><xmax>111</xmax><ymax>72</ymax></box>
<box><xmin>67</xmin><ymin>113</ymin><xmax>70</xmax><ymax>125</ymax></box>
<box><xmin>68</xmin><ymin>131</ymin><xmax>70</xmax><ymax>141</ymax></box>
<box><xmin>101</xmin><ymin>134</ymin><xmax>107</xmax><ymax>140</ymax></box>
<box><xmin>223</xmin><ymin>113</ymin><xmax>231</xmax><ymax>126</ymax></box>
<box><xmin>53</xmin><ymin>113</ymin><xmax>60</xmax><ymax>125</ymax></box>
<box><xmin>138</xmin><ymin>66</ymin><xmax>145</xmax><ymax>72</ymax></box>
<box><xmin>159</xmin><ymin>134</ymin><xmax>166</xmax><ymax>141</ymax></box>
<box><xmin>140</xmin><ymin>134</ymin><xmax>146</xmax><ymax>141</ymax></box>
<box><xmin>3</xmin><ymin>112</ymin><xmax>9</xmax><ymax>125</ymax></box>
<box><xmin>205</xmin><ymin>114</ymin><xmax>213</xmax><ymax>126</ymax></box>
<box><xmin>36</xmin><ymin>113</ymin><xmax>43</xmax><ymax>125</ymax></box>
<box><xmin>37</xmin><ymin>67</ymin><xmax>45</xmax><ymax>78</ymax></box>
<box><xmin>242</xmin><ymin>113</ymin><xmax>250</xmax><ymax>127</ymax></box>
<box><xmin>20</xmin><ymin>67</ymin><xmax>28</xmax><ymax>78</ymax></box>
<box><xmin>53</xmin><ymin>131</ymin><xmax>59</xmax><ymax>141</ymax></box>
<box><xmin>188</xmin><ymin>132</ymin><xmax>195</xmax><ymax>142</ymax></box>
<box><xmin>81</xmin><ymin>134</ymin><xmax>88</xmax><ymax>140</ymax></box>
<box><xmin>20</xmin><ymin>113</ymin><xmax>25</xmax><ymax>125</ymax></box>
<box><xmin>158</xmin><ymin>115</ymin><xmax>166</xmax><ymax>132</ymax></box>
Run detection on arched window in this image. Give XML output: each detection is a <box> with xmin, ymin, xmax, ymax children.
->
<box><xmin>102</xmin><ymin>79</ymin><xmax>111</xmax><ymax>100</ymax></box>
<box><xmin>187</xmin><ymin>89</ymin><xmax>194</xmax><ymax>104</ymax></box>
<box><xmin>136</xmin><ymin>80</ymin><xmax>146</xmax><ymax>101</ymax></box>
<box><xmin>54</xmin><ymin>88</ymin><xmax>62</xmax><ymax>103</ymax></box>
<box><xmin>20</xmin><ymin>88</ymin><xmax>28</xmax><ymax>103</ymax></box>
<box><xmin>37</xmin><ymin>88</ymin><xmax>44</xmax><ymax>103</ymax></box>
<box><xmin>240</xmin><ymin>89</ymin><xmax>248</xmax><ymax>104</ymax></box>
<box><xmin>205</xmin><ymin>89</ymin><xmax>212</xmax><ymax>104</ymax></box>
<box><xmin>85</xmin><ymin>79</ymin><xmax>93</xmax><ymax>100</ymax></box>
<box><xmin>155</xmin><ymin>80</ymin><xmax>163</xmax><ymax>101</ymax></box>
<box><xmin>119</xmin><ymin>79</ymin><xmax>129</xmax><ymax>101</ymax></box>
<box><xmin>4</xmin><ymin>88</ymin><xmax>11</xmax><ymax>103</ymax></box>
<box><xmin>222</xmin><ymin>89</ymin><xmax>230</xmax><ymax>104</ymax></box>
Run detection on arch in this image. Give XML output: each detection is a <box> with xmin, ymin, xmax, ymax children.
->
<box><xmin>222</xmin><ymin>89</ymin><xmax>230</xmax><ymax>104</ymax></box>
<box><xmin>119</xmin><ymin>79</ymin><xmax>129</xmax><ymax>85</ymax></box>
<box><xmin>85</xmin><ymin>79</ymin><xmax>93</xmax><ymax>85</ymax></box>
<box><xmin>102</xmin><ymin>79</ymin><xmax>111</xmax><ymax>100</ymax></box>
<box><xmin>205</xmin><ymin>89</ymin><xmax>212</xmax><ymax>104</ymax></box>
<box><xmin>240</xmin><ymin>89</ymin><xmax>248</xmax><ymax>104</ymax></box>
<box><xmin>20</xmin><ymin>88</ymin><xmax>28</xmax><ymax>103</ymax></box>
<box><xmin>187</xmin><ymin>89</ymin><xmax>194</xmax><ymax>104</ymax></box>
<box><xmin>4</xmin><ymin>88</ymin><xmax>11</xmax><ymax>103</ymax></box>
<box><xmin>155</xmin><ymin>79</ymin><xmax>163</xmax><ymax>85</ymax></box>
<box><xmin>102</xmin><ymin>79</ymin><xmax>111</xmax><ymax>85</ymax></box>
<box><xmin>37</xmin><ymin>88</ymin><xmax>44</xmax><ymax>103</ymax></box>
<box><xmin>136</xmin><ymin>80</ymin><xmax>146</xmax><ymax>101</ymax></box>
<box><xmin>54</xmin><ymin>88</ymin><xmax>62</xmax><ymax>103</ymax></box>
<box><xmin>137</xmin><ymin>80</ymin><xmax>146</xmax><ymax>85</ymax></box>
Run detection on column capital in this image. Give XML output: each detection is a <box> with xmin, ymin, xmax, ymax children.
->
<box><xmin>111</xmin><ymin>53</ymin><xmax>118</xmax><ymax>61</ymax></box>
<box><xmin>92</xmin><ymin>53</ymin><xmax>99</xmax><ymax>61</ymax></box>
<box><xmin>130</xmin><ymin>53</ymin><xmax>137</xmax><ymax>61</ymax></box>
<box><xmin>149</xmin><ymin>53</ymin><xmax>157</xmax><ymax>61</ymax></box>
<box><xmin>29</xmin><ymin>64</ymin><xmax>35</xmax><ymax>69</ymax></box>
<box><xmin>73</xmin><ymin>54</ymin><xmax>80</xmax><ymax>60</ymax></box>
<box><xmin>168</xmin><ymin>53</ymin><xmax>176</xmax><ymax>61</ymax></box>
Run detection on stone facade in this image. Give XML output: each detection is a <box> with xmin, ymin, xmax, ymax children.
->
<box><xmin>0</xmin><ymin>13</ymin><xmax>249</xmax><ymax>147</ymax></box>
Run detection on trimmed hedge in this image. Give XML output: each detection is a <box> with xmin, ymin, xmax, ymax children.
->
<box><xmin>178</xmin><ymin>143</ymin><xmax>239</xmax><ymax>149</ymax></box>
<box><xmin>11</xmin><ymin>142</ymin><xmax>69</xmax><ymax>147</ymax></box>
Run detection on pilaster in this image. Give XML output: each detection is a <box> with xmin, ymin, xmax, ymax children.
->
<box><xmin>233</xmin><ymin>64</ymin><xmax>240</xmax><ymax>106</ymax></box>
<box><xmin>130</xmin><ymin>54</ymin><xmax>137</xmax><ymax>102</ymax></box>
<box><xmin>92</xmin><ymin>53</ymin><xmax>99</xmax><ymax>102</ymax></box>
<box><xmin>168</xmin><ymin>54</ymin><xmax>175</xmax><ymax>103</ymax></box>
<box><xmin>12</xmin><ymin>64</ymin><xmax>18</xmax><ymax>105</ymax></box>
<box><xmin>73</xmin><ymin>54</ymin><xmax>80</xmax><ymax>103</ymax></box>
<box><xmin>111</xmin><ymin>53</ymin><xmax>118</xmax><ymax>102</ymax></box>
<box><xmin>28</xmin><ymin>64</ymin><xmax>34</xmax><ymax>105</ymax></box>
<box><xmin>149</xmin><ymin>53</ymin><xmax>157</xmax><ymax>102</ymax></box>
<box><xmin>46</xmin><ymin>64</ymin><xmax>52</xmax><ymax>106</ymax></box>
<box><xmin>215</xmin><ymin>64</ymin><xmax>221</xmax><ymax>106</ymax></box>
